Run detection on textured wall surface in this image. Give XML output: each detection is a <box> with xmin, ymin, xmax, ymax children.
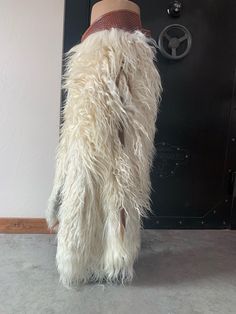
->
<box><xmin>0</xmin><ymin>0</ymin><xmax>65</xmax><ymax>217</ymax></box>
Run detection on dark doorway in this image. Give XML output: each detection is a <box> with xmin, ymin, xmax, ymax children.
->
<box><xmin>63</xmin><ymin>0</ymin><xmax>236</xmax><ymax>229</ymax></box>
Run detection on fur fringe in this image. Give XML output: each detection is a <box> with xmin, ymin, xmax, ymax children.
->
<box><xmin>46</xmin><ymin>28</ymin><xmax>162</xmax><ymax>288</ymax></box>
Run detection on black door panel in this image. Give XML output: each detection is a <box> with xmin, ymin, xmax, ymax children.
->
<box><xmin>63</xmin><ymin>0</ymin><xmax>236</xmax><ymax>229</ymax></box>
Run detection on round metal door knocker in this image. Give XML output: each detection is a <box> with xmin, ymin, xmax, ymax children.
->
<box><xmin>158</xmin><ymin>24</ymin><xmax>192</xmax><ymax>60</ymax></box>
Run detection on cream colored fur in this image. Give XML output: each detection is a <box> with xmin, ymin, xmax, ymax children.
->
<box><xmin>46</xmin><ymin>28</ymin><xmax>162</xmax><ymax>288</ymax></box>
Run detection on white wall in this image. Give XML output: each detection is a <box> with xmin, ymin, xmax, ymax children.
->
<box><xmin>0</xmin><ymin>0</ymin><xmax>65</xmax><ymax>217</ymax></box>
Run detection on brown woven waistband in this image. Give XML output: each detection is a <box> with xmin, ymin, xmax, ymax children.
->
<box><xmin>81</xmin><ymin>9</ymin><xmax>151</xmax><ymax>42</ymax></box>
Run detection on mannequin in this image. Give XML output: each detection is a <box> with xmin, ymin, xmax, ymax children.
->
<box><xmin>46</xmin><ymin>0</ymin><xmax>162</xmax><ymax>288</ymax></box>
<box><xmin>90</xmin><ymin>0</ymin><xmax>140</xmax><ymax>24</ymax></box>
<box><xmin>81</xmin><ymin>0</ymin><xmax>150</xmax><ymax>42</ymax></box>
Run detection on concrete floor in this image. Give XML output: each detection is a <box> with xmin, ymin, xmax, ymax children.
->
<box><xmin>0</xmin><ymin>230</ymin><xmax>236</xmax><ymax>314</ymax></box>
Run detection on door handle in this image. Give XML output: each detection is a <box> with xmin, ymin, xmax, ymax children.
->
<box><xmin>158</xmin><ymin>24</ymin><xmax>192</xmax><ymax>60</ymax></box>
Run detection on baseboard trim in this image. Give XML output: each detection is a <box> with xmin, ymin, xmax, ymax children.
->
<box><xmin>0</xmin><ymin>218</ymin><xmax>51</xmax><ymax>234</ymax></box>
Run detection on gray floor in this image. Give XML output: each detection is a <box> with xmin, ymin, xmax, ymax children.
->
<box><xmin>0</xmin><ymin>230</ymin><xmax>236</xmax><ymax>314</ymax></box>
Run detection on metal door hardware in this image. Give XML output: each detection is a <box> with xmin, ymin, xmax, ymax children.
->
<box><xmin>167</xmin><ymin>1</ymin><xmax>183</xmax><ymax>18</ymax></box>
<box><xmin>158</xmin><ymin>24</ymin><xmax>192</xmax><ymax>60</ymax></box>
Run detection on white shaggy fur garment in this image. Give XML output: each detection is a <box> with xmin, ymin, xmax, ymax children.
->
<box><xmin>46</xmin><ymin>28</ymin><xmax>162</xmax><ymax>288</ymax></box>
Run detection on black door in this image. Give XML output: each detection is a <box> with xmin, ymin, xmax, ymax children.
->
<box><xmin>63</xmin><ymin>0</ymin><xmax>236</xmax><ymax>229</ymax></box>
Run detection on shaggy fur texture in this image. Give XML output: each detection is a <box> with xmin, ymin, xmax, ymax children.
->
<box><xmin>46</xmin><ymin>28</ymin><xmax>162</xmax><ymax>288</ymax></box>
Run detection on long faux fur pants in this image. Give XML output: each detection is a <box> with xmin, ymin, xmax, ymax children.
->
<box><xmin>46</xmin><ymin>28</ymin><xmax>162</xmax><ymax>288</ymax></box>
